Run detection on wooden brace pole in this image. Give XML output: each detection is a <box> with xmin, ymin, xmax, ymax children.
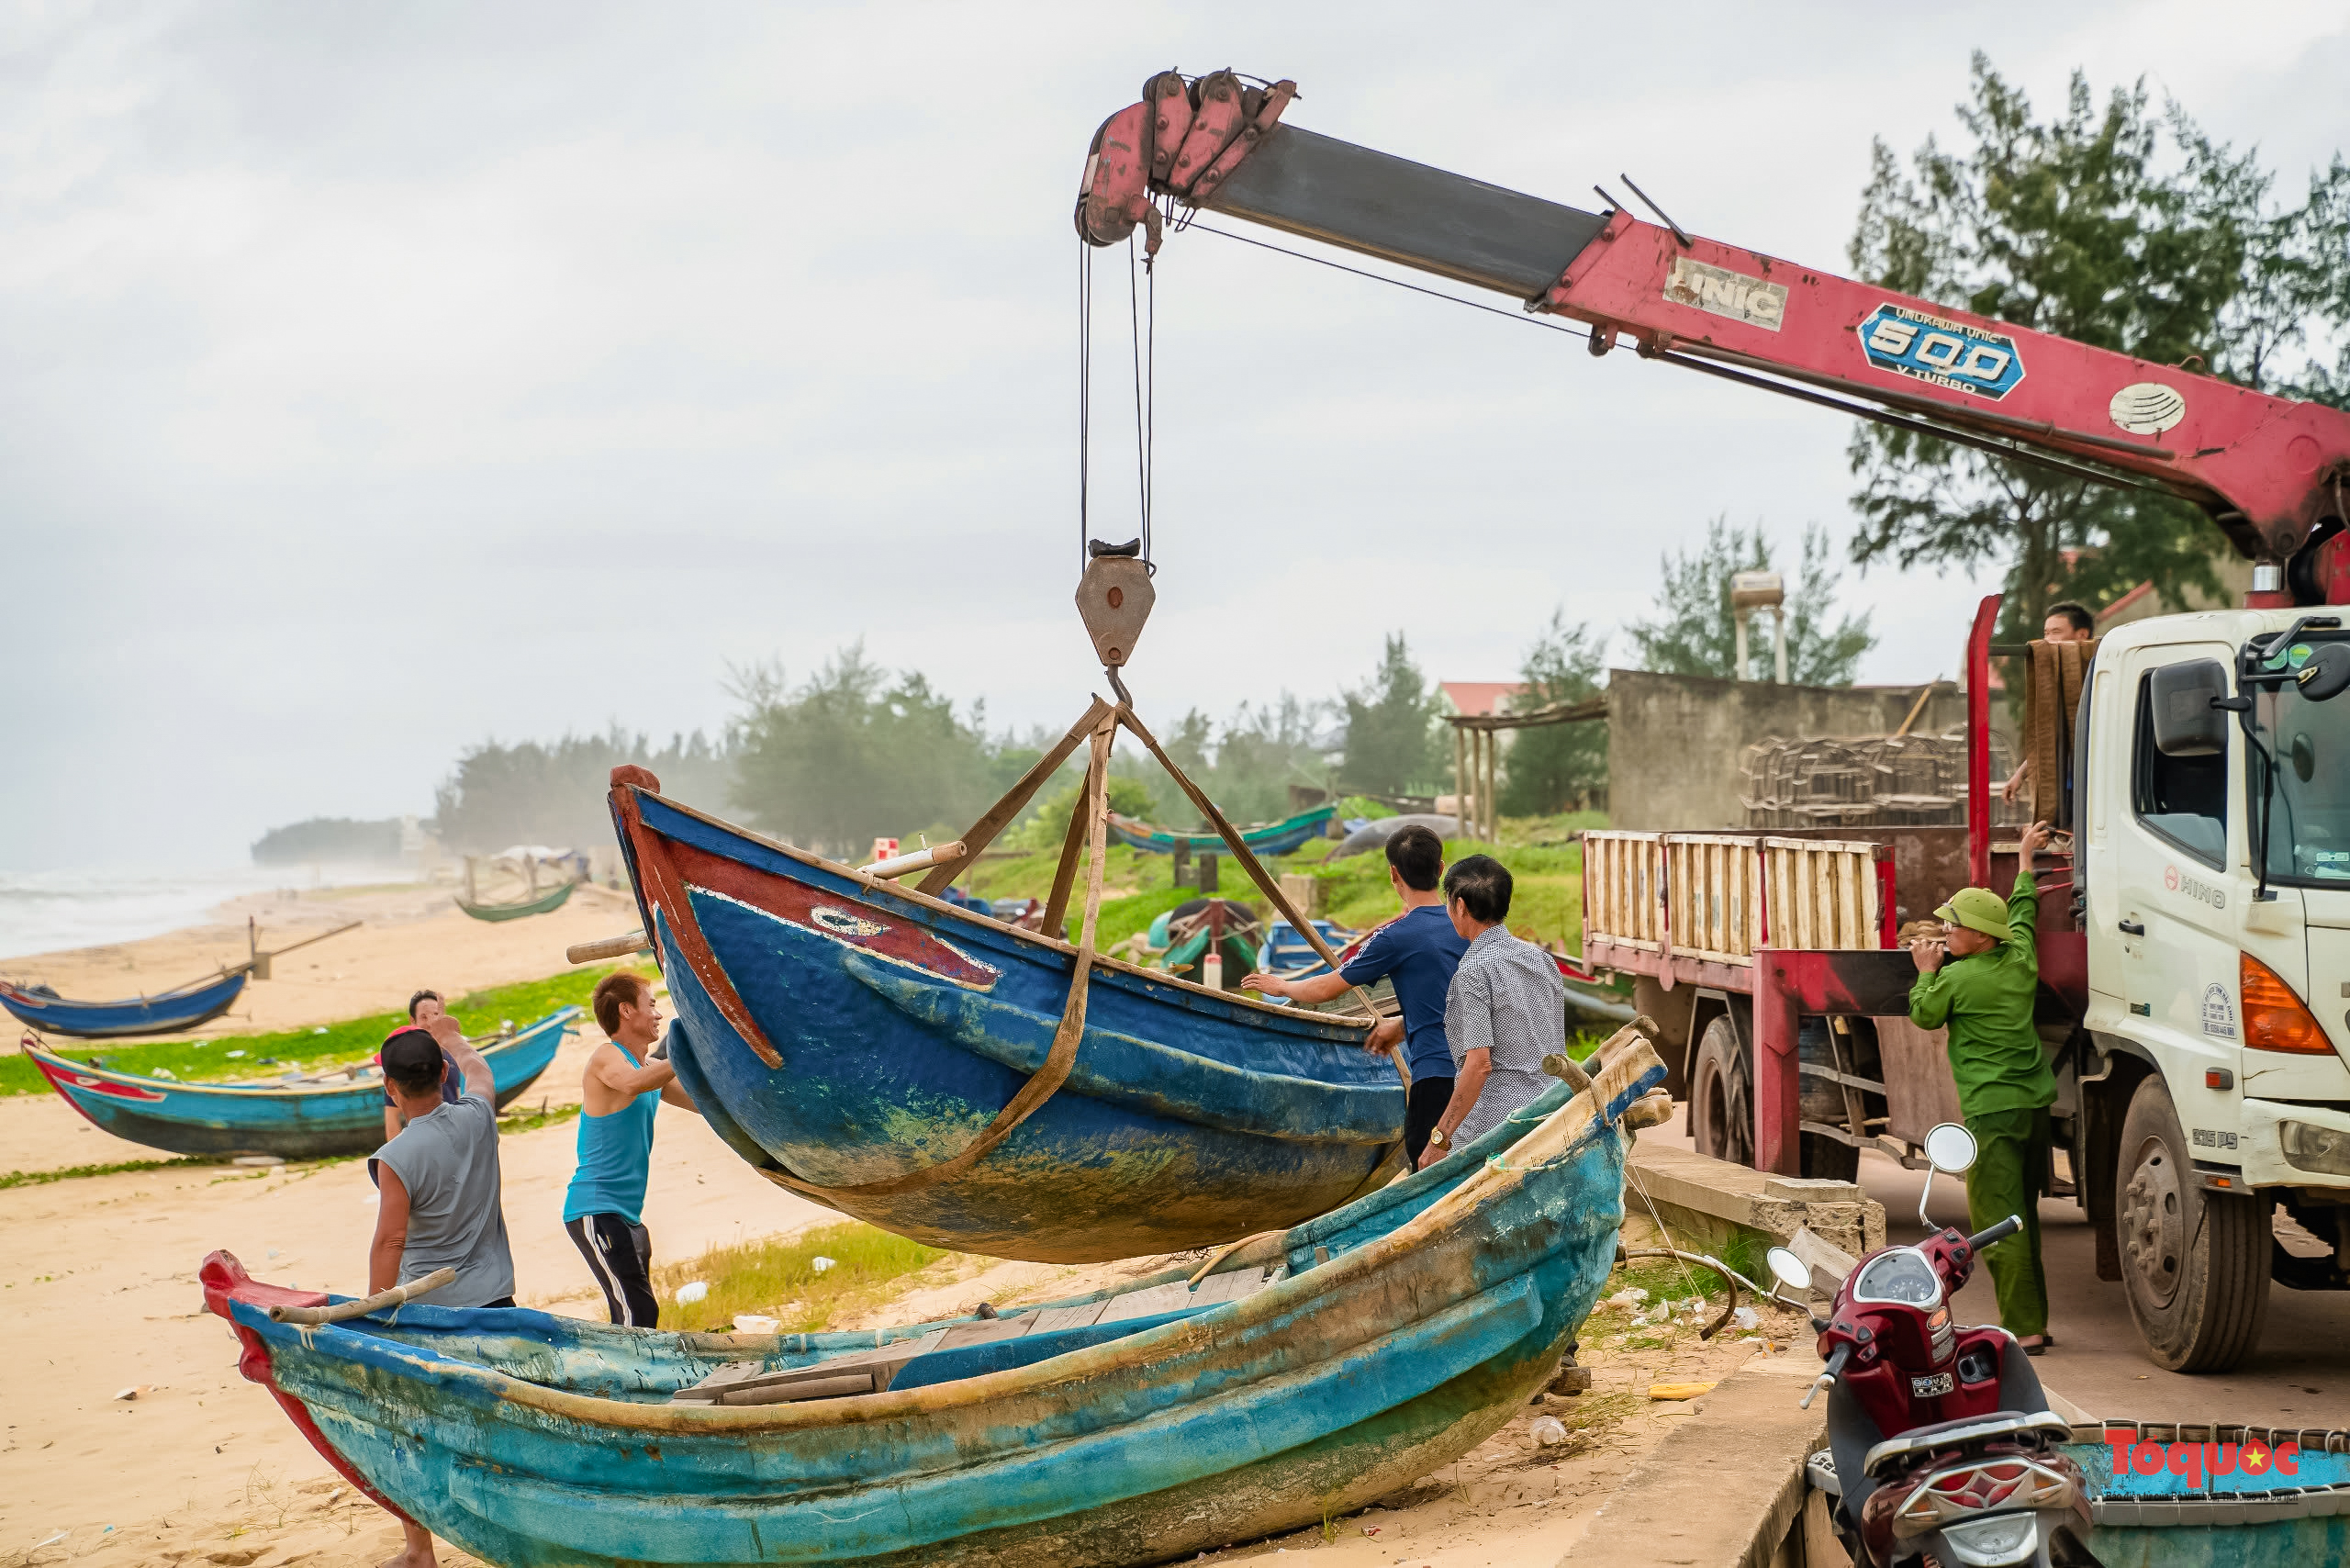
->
<box><xmin>1116</xmin><ymin>706</ymin><xmax>1376</xmax><ymax>1017</ymax></box>
<box><xmin>916</xmin><ymin>697</ymin><xmax>1114</xmax><ymax>895</ymax></box>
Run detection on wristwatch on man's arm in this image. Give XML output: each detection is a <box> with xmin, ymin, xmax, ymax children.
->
<box><xmin>1427</xmin><ymin>1126</ymin><xmax>1448</xmax><ymax>1149</ymax></box>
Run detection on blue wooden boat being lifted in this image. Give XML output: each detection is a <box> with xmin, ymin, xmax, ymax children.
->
<box><xmin>606</xmin><ymin>740</ymin><xmax>1404</xmax><ymax>1263</ymax></box>
<box><xmin>201</xmin><ymin>1035</ymin><xmax>1667</xmax><ymax>1568</ymax></box>
<box><xmin>22</xmin><ymin>1007</ymin><xmax>579</xmax><ymax>1159</ymax></box>
<box><xmin>1105</xmin><ymin>802</ymin><xmax>1335</xmax><ymax>857</ymax></box>
<box><xmin>1</xmin><ymin>970</ymin><xmax>252</xmax><ymax>1038</ymax></box>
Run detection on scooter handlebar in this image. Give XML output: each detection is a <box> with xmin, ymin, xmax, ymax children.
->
<box><xmin>1966</xmin><ymin>1215</ymin><xmax>2023</xmax><ymax>1252</ymax></box>
<box><xmin>1798</xmin><ymin>1341</ymin><xmax>1852</xmax><ymax>1410</ymax></box>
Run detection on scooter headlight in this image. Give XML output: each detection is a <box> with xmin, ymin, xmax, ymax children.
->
<box><xmin>1936</xmin><ymin>1510</ymin><xmax>2040</xmax><ymax>1565</ymax></box>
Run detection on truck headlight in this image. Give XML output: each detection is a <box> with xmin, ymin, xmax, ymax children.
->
<box><xmin>2280</xmin><ymin>1121</ymin><xmax>2350</xmax><ymax>1177</ymax></box>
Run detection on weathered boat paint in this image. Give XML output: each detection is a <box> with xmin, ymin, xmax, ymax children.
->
<box><xmin>1105</xmin><ymin>804</ymin><xmax>1336</xmax><ymax>857</ymax></box>
<box><xmin>23</xmin><ymin>1008</ymin><xmax>577</xmax><ymax>1159</ymax></box>
<box><xmin>204</xmin><ymin>1043</ymin><xmax>1665</xmax><ymax>1567</ymax></box>
<box><xmin>0</xmin><ymin>970</ymin><xmax>250</xmax><ymax>1037</ymax></box>
<box><xmin>613</xmin><ymin>787</ymin><xmax>1405</xmax><ymax>1262</ymax></box>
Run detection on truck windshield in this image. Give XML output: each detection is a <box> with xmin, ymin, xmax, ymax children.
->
<box><xmin>2249</xmin><ymin>634</ymin><xmax>2350</xmax><ymax>888</ymax></box>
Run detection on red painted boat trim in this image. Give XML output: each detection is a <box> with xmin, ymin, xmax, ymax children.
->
<box><xmin>666</xmin><ymin>835</ymin><xmax>1001</xmax><ymax>991</ymax></box>
<box><xmin>611</xmin><ymin>786</ymin><xmax>786</xmax><ymax>1069</ymax></box>
<box><xmin>198</xmin><ymin>1252</ymin><xmax>412</xmax><ymax>1524</ymax></box>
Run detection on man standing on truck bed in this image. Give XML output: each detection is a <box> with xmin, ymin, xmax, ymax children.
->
<box><xmin>1908</xmin><ymin>818</ymin><xmax>2056</xmax><ymax>1355</ymax></box>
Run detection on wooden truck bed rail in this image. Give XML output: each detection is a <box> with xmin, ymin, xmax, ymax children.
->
<box><xmin>1582</xmin><ymin>830</ymin><xmax>1893</xmax><ymax>991</ymax></box>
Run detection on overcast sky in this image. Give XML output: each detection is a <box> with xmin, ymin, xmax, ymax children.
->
<box><xmin>5</xmin><ymin>1</ymin><xmax>2344</xmax><ymax>871</ymax></box>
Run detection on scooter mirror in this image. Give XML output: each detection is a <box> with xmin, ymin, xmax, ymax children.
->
<box><xmin>1923</xmin><ymin>1122</ymin><xmax>1976</xmax><ymax>1175</ymax></box>
<box><xmin>1764</xmin><ymin>1247</ymin><xmax>1812</xmax><ymax>1294</ymax></box>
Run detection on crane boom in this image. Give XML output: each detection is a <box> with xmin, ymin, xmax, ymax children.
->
<box><xmin>1077</xmin><ymin>73</ymin><xmax>2350</xmax><ymax>607</ymax></box>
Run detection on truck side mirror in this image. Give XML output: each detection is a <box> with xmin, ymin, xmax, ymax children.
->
<box><xmin>2149</xmin><ymin>659</ymin><xmax>2232</xmax><ymax>756</ymax></box>
<box><xmin>2296</xmin><ymin>644</ymin><xmax>2350</xmax><ymax>702</ymax></box>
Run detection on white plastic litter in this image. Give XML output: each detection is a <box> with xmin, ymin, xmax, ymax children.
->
<box><xmin>151</xmin><ymin>1068</ymin><xmax>176</xmax><ymax>1080</ymax></box>
<box><xmin>1530</xmin><ymin>1417</ymin><xmax>1568</xmax><ymax>1446</ymax></box>
<box><xmin>674</xmin><ymin>1281</ymin><xmax>710</xmax><ymax>1304</ymax></box>
<box><xmin>811</xmin><ymin>1256</ymin><xmax>837</xmax><ymax>1274</ymax></box>
<box><xmin>733</xmin><ymin>1315</ymin><xmax>779</xmax><ymax>1334</ymax></box>
<box><xmin>313</xmin><ymin>1026</ymin><xmax>327</xmax><ymax>1035</ymax></box>
<box><xmin>1605</xmin><ymin>1288</ymin><xmax>1649</xmax><ymax>1308</ymax></box>
<box><xmin>1732</xmin><ymin>1305</ymin><xmax>1760</xmax><ymax>1331</ymax></box>
<box><xmin>227</xmin><ymin>1050</ymin><xmax>247</xmax><ymax>1058</ymax></box>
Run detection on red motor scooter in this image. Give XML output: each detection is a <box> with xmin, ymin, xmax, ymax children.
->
<box><xmin>1764</xmin><ymin>1123</ymin><xmax>2100</xmax><ymax>1568</ymax></box>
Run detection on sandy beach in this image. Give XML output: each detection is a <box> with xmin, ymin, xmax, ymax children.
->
<box><xmin>1</xmin><ymin>889</ymin><xmax>1794</xmax><ymax>1568</ymax></box>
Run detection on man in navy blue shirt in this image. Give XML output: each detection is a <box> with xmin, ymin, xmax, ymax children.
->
<box><xmin>1242</xmin><ymin>824</ymin><xmax>1468</xmax><ymax>1163</ymax></box>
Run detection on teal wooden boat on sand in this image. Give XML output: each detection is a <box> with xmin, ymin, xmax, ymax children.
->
<box><xmin>24</xmin><ymin>1008</ymin><xmax>577</xmax><ymax>1159</ymax></box>
<box><xmin>202</xmin><ymin>1031</ymin><xmax>1668</xmax><ymax>1567</ymax></box>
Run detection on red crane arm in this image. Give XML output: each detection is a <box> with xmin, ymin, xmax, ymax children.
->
<box><xmin>1077</xmin><ymin>74</ymin><xmax>2350</xmax><ymax>607</ymax></box>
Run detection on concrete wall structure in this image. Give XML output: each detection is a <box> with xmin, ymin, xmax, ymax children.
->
<box><xmin>1604</xmin><ymin>668</ymin><xmax>1987</xmax><ymax>831</ymax></box>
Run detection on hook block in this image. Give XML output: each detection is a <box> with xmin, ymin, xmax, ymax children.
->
<box><xmin>1075</xmin><ymin>555</ymin><xmax>1155</xmax><ymax>667</ymax></box>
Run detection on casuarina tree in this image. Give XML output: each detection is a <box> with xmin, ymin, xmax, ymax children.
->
<box><xmin>1339</xmin><ymin>633</ymin><xmax>1445</xmax><ymax>796</ymax></box>
<box><xmin>1626</xmin><ymin>518</ymin><xmax>1875</xmax><ymax>686</ymax></box>
<box><xmin>1498</xmin><ymin>610</ymin><xmax>1609</xmax><ymax>815</ymax></box>
<box><xmin>1848</xmin><ymin>54</ymin><xmax>2350</xmax><ymax>636</ymax></box>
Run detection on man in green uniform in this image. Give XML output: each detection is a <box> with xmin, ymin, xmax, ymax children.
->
<box><xmin>1908</xmin><ymin>819</ymin><xmax>2055</xmax><ymax>1354</ymax></box>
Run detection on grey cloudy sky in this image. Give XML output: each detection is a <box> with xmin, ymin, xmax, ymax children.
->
<box><xmin>6</xmin><ymin>1</ymin><xmax>2344</xmax><ymax>871</ymax></box>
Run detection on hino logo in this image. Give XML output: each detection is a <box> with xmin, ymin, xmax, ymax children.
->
<box><xmin>2164</xmin><ymin>865</ymin><xmax>2227</xmax><ymax>909</ymax></box>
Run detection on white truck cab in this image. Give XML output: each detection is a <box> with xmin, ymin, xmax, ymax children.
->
<box><xmin>2077</xmin><ymin>609</ymin><xmax>2350</xmax><ymax>1368</ymax></box>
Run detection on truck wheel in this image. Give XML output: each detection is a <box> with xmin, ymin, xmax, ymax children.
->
<box><xmin>1688</xmin><ymin>1014</ymin><xmax>1752</xmax><ymax>1169</ymax></box>
<box><xmin>2116</xmin><ymin>1074</ymin><xmax>2270</xmax><ymax>1372</ymax></box>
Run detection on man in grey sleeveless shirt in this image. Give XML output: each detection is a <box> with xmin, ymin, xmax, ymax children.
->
<box><xmin>374</xmin><ymin>1014</ymin><xmax>515</xmax><ymax>1306</ymax></box>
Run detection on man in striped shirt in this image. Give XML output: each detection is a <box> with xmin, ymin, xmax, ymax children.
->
<box><xmin>1416</xmin><ymin>855</ymin><xmax>1567</xmax><ymax>1168</ymax></box>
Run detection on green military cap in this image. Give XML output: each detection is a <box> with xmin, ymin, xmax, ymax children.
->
<box><xmin>1934</xmin><ymin>886</ymin><xmax>2009</xmax><ymax>941</ymax></box>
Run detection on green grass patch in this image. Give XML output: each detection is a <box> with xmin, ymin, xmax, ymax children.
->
<box><xmin>0</xmin><ymin>965</ymin><xmax>619</xmax><ymax>1098</ymax></box>
<box><xmin>653</xmin><ymin>1221</ymin><xmax>962</xmax><ymax>1334</ymax></box>
<box><xmin>0</xmin><ymin>1155</ymin><xmax>230</xmax><ymax>1190</ymax></box>
<box><xmin>497</xmin><ymin>1101</ymin><xmax>585</xmax><ymax>1137</ymax></box>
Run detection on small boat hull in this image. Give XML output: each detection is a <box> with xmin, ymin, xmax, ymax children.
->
<box><xmin>0</xmin><ymin>970</ymin><xmax>249</xmax><ymax>1038</ymax></box>
<box><xmin>616</xmin><ymin>789</ymin><xmax>1405</xmax><ymax>1263</ymax></box>
<box><xmin>455</xmin><ymin>880</ymin><xmax>577</xmax><ymax>922</ymax></box>
<box><xmin>204</xmin><ymin>1045</ymin><xmax>1665</xmax><ymax>1567</ymax></box>
<box><xmin>1106</xmin><ymin>804</ymin><xmax>1335</xmax><ymax>857</ymax></box>
<box><xmin>23</xmin><ymin>1009</ymin><xmax>579</xmax><ymax>1159</ymax></box>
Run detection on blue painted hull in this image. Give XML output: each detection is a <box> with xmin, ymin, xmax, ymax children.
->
<box><xmin>204</xmin><ymin>1047</ymin><xmax>1665</xmax><ymax>1567</ymax></box>
<box><xmin>1105</xmin><ymin>804</ymin><xmax>1335</xmax><ymax>857</ymax></box>
<box><xmin>617</xmin><ymin>790</ymin><xmax>1404</xmax><ymax>1262</ymax></box>
<box><xmin>2061</xmin><ymin>1430</ymin><xmax>2350</xmax><ymax>1567</ymax></box>
<box><xmin>1</xmin><ymin>970</ymin><xmax>249</xmax><ymax>1037</ymax></box>
<box><xmin>25</xmin><ymin>1008</ymin><xmax>579</xmax><ymax>1159</ymax></box>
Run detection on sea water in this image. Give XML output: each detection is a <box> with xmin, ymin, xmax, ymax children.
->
<box><xmin>0</xmin><ymin>865</ymin><xmax>383</xmax><ymax>961</ymax></box>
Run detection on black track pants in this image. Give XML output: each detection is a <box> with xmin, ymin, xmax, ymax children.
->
<box><xmin>566</xmin><ymin>1213</ymin><xmax>658</xmax><ymax>1327</ymax></box>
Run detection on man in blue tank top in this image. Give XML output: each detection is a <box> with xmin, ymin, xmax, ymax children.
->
<box><xmin>564</xmin><ymin>971</ymin><xmax>699</xmax><ymax>1326</ymax></box>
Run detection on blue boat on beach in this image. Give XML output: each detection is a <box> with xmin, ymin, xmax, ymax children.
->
<box><xmin>1105</xmin><ymin>803</ymin><xmax>1335</xmax><ymax>857</ymax></box>
<box><xmin>22</xmin><ymin>1007</ymin><xmax>579</xmax><ymax>1159</ymax></box>
<box><xmin>1</xmin><ymin>970</ymin><xmax>250</xmax><ymax>1038</ymax></box>
<box><xmin>608</xmin><ymin>779</ymin><xmax>1404</xmax><ymax>1263</ymax></box>
<box><xmin>201</xmin><ymin>1036</ymin><xmax>1665</xmax><ymax>1568</ymax></box>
